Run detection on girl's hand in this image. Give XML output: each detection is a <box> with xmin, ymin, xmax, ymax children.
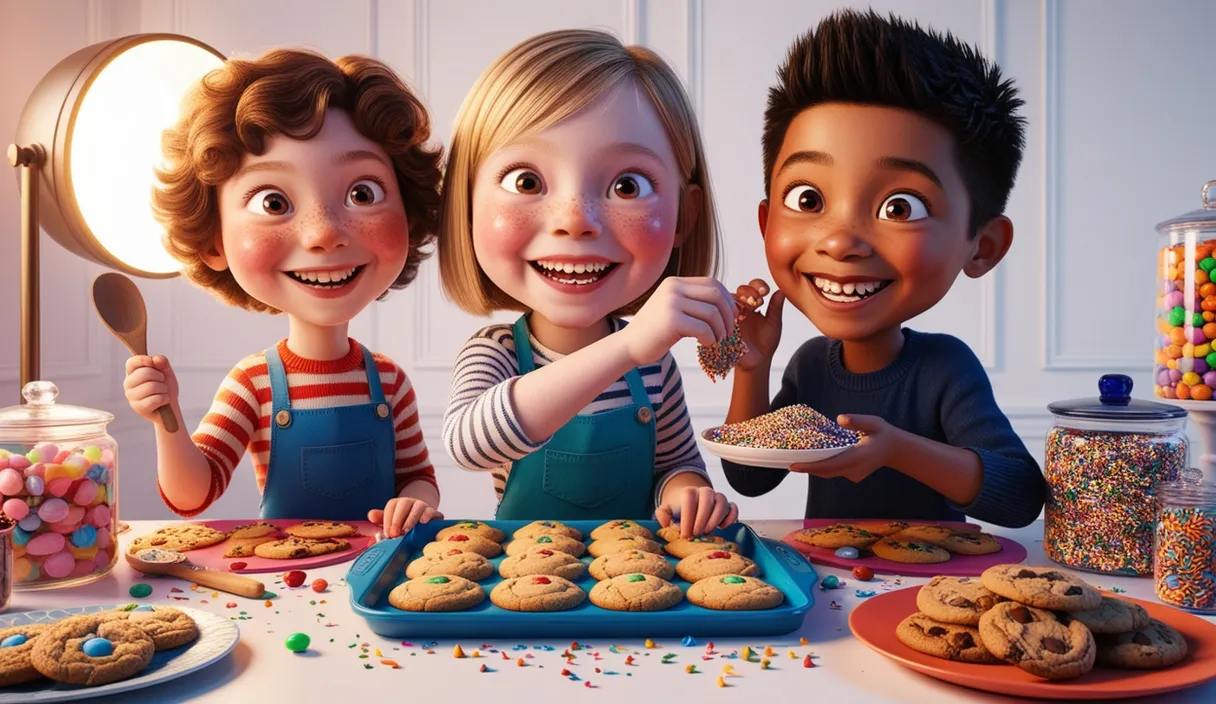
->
<box><xmin>733</xmin><ymin>279</ymin><xmax>785</xmax><ymax>371</ymax></box>
<box><xmin>123</xmin><ymin>355</ymin><xmax>180</xmax><ymax>428</ymax></box>
<box><xmin>655</xmin><ymin>485</ymin><xmax>740</xmax><ymax>538</ymax></box>
<box><xmin>368</xmin><ymin>497</ymin><xmax>443</xmax><ymax>538</ymax></box>
<box><xmin>621</xmin><ymin>277</ymin><xmax>737</xmax><ymax>366</ymax></box>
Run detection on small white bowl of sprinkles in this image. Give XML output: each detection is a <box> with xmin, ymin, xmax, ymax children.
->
<box><xmin>698</xmin><ymin>404</ymin><xmax>861</xmax><ymax>469</ymax></box>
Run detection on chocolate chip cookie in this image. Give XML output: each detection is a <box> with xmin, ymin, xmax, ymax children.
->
<box><xmin>504</xmin><ymin>533</ymin><xmax>585</xmax><ymax>558</ymax></box>
<box><xmin>587</xmin><ymin>536</ymin><xmax>662</xmax><ymax>558</ymax></box>
<box><xmin>588</xmin><ymin>549</ymin><xmax>676</xmax><ymax>581</ymax></box>
<box><xmin>31</xmin><ymin>615</ymin><xmax>155</xmax><ymax>686</ymax></box>
<box><xmin>255</xmin><ymin>536</ymin><xmax>352</xmax><ymax>559</ymax></box>
<box><xmin>227</xmin><ymin>521</ymin><xmax>280</xmax><ymax>539</ymax></box>
<box><xmin>895</xmin><ymin>612</ymin><xmax>1000</xmax><ymax>664</ymax></box>
<box><xmin>436</xmin><ymin>521</ymin><xmax>506</xmax><ymax>543</ymax></box>
<box><xmin>980</xmin><ymin>565</ymin><xmax>1102</xmax><ymax>612</ymax></box>
<box><xmin>663</xmin><ymin>535</ymin><xmax>739</xmax><ymax>559</ymax></box>
<box><xmin>789</xmin><ymin>524</ymin><xmax>881</xmax><ymax>550</ymax></box>
<box><xmin>0</xmin><ymin>624</ymin><xmax>48</xmax><ymax>686</ymax></box>
<box><xmin>871</xmin><ymin>537</ymin><xmax>951</xmax><ymax>564</ymax></box>
<box><xmin>686</xmin><ymin>575</ymin><xmax>784</xmax><ymax>610</ymax></box>
<box><xmin>405</xmin><ymin>551</ymin><xmax>495</xmax><ymax>581</ymax></box>
<box><xmin>284</xmin><ymin>521</ymin><xmax>358</xmax><ymax>539</ymax></box>
<box><xmin>512</xmin><ymin>520</ymin><xmax>583</xmax><ymax>541</ymax></box>
<box><xmin>498</xmin><ymin>546</ymin><xmax>588</xmax><ymax>581</ymax></box>
<box><xmin>846</xmin><ymin>520</ymin><xmax>910</xmax><ymax>537</ymax></box>
<box><xmin>490</xmin><ymin>575</ymin><xmax>587</xmax><ymax>612</ymax></box>
<box><xmin>978</xmin><ymin>602</ymin><xmax>1096</xmax><ymax>680</ymax></box>
<box><xmin>1070</xmin><ymin>596</ymin><xmax>1152</xmax><ymax>635</ymax></box>
<box><xmin>422</xmin><ymin>533</ymin><xmax>504</xmax><ymax>558</ymax></box>
<box><xmin>1095</xmin><ymin>619</ymin><xmax>1189</xmax><ymax>669</ymax></box>
<box><xmin>127</xmin><ymin>524</ymin><xmax>227</xmax><ymax>554</ymax></box>
<box><xmin>916</xmin><ymin>576</ymin><xmax>1007</xmax><ymax>626</ymax></box>
<box><xmin>589</xmin><ymin>520</ymin><xmax>654</xmax><ymax>541</ymax></box>
<box><xmin>388</xmin><ymin>575</ymin><xmax>486</xmax><ymax>612</ymax></box>
<box><xmin>589</xmin><ymin>574</ymin><xmax>684</xmax><ymax>611</ymax></box>
<box><xmin>103</xmin><ymin>605</ymin><xmax>199</xmax><ymax>650</ymax></box>
<box><xmin>935</xmin><ymin>530</ymin><xmax>1002</xmax><ymax>556</ymax></box>
<box><xmin>675</xmin><ymin>550</ymin><xmax>758</xmax><ymax>582</ymax></box>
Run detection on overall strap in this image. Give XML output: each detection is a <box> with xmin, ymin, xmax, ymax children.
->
<box><xmin>359</xmin><ymin>344</ymin><xmax>386</xmax><ymax>404</ymax></box>
<box><xmin>265</xmin><ymin>345</ymin><xmax>291</xmax><ymax>410</ymax></box>
<box><xmin>512</xmin><ymin>314</ymin><xmax>537</xmax><ymax>374</ymax></box>
<box><xmin>623</xmin><ymin>367</ymin><xmax>651</xmax><ymax>409</ymax></box>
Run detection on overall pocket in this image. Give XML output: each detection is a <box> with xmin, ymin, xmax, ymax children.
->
<box><xmin>301</xmin><ymin>439</ymin><xmax>377</xmax><ymax>500</ymax></box>
<box><xmin>541</xmin><ymin>445</ymin><xmax>632</xmax><ymax>509</ymax></box>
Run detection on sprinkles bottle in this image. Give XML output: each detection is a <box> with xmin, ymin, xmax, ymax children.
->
<box><xmin>1044</xmin><ymin>374</ymin><xmax>1188</xmax><ymax>576</ymax></box>
<box><xmin>1154</xmin><ymin>478</ymin><xmax>1216</xmax><ymax>614</ymax></box>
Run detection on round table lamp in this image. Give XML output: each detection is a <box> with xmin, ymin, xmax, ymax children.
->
<box><xmin>8</xmin><ymin>33</ymin><xmax>225</xmax><ymax>400</ymax></box>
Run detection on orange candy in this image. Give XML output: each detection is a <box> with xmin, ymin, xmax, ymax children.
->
<box><xmin>1167</xmin><ymin>344</ymin><xmax>1183</xmax><ymax>359</ymax></box>
<box><xmin>1202</xmin><ymin>296</ymin><xmax>1216</xmax><ymax>312</ymax></box>
<box><xmin>1199</xmin><ymin>269</ymin><xmax>1211</xmax><ymax>285</ymax></box>
<box><xmin>1192</xmin><ymin>384</ymin><xmax>1214</xmax><ymax>401</ymax></box>
<box><xmin>1170</xmin><ymin>328</ymin><xmax>1188</xmax><ymax>346</ymax></box>
<box><xmin>1176</xmin><ymin>383</ymin><xmax>1191</xmax><ymax>399</ymax></box>
<box><xmin>1203</xmin><ymin>323</ymin><xmax>1216</xmax><ymax>340</ymax></box>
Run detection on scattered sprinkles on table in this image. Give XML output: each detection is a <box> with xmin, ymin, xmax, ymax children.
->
<box><xmin>706</xmin><ymin>404</ymin><xmax>861</xmax><ymax>450</ymax></box>
<box><xmin>1155</xmin><ymin>505</ymin><xmax>1216</xmax><ymax>612</ymax></box>
<box><xmin>696</xmin><ymin>324</ymin><xmax>748</xmax><ymax>382</ymax></box>
<box><xmin>1043</xmin><ymin>426</ymin><xmax>1186</xmax><ymax>575</ymax></box>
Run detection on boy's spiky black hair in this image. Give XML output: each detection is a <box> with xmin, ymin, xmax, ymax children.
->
<box><xmin>763</xmin><ymin>9</ymin><xmax>1026</xmax><ymax>233</ymax></box>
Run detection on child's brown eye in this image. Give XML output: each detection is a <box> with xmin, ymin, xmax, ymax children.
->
<box><xmin>500</xmin><ymin>167</ymin><xmax>544</xmax><ymax>195</ymax></box>
<box><xmin>346</xmin><ymin>179</ymin><xmax>385</xmax><ymax>207</ymax></box>
<box><xmin>782</xmin><ymin>185</ymin><xmax>823</xmax><ymax>213</ymax></box>
<box><xmin>609</xmin><ymin>172</ymin><xmax>654</xmax><ymax>200</ymax></box>
<box><xmin>877</xmin><ymin>192</ymin><xmax>929</xmax><ymax>222</ymax></box>
<box><xmin>245</xmin><ymin>189</ymin><xmax>293</xmax><ymax>216</ymax></box>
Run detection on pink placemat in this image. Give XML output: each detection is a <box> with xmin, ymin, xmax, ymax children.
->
<box><xmin>153</xmin><ymin>519</ymin><xmax>380</xmax><ymax>574</ymax></box>
<box><xmin>782</xmin><ymin>519</ymin><xmax>1027</xmax><ymax>577</ymax></box>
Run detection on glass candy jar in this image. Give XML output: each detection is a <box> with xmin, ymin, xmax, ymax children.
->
<box><xmin>1044</xmin><ymin>374</ymin><xmax>1188</xmax><ymax>576</ymax></box>
<box><xmin>0</xmin><ymin>381</ymin><xmax>118</xmax><ymax>590</ymax></box>
<box><xmin>1154</xmin><ymin>478</ymin><xmax>1216</xmax><ymax>613</ymax></box>
<box><xmin>1155</xmin><ymin>179</ymin><xmax>1216</xmax><ymax>401</ymax></box>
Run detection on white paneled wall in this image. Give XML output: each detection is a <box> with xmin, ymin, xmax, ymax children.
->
<box><xmin>2</xmin><ymin>0</ymin><xmax>1215</xmax><ymax>519</ymax></box>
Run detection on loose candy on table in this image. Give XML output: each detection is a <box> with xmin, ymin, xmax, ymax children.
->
<box><xmin>283</xmin><ymin>571</ymin><xmax>306</xmax><ymax>588</ymax></box>
<box><xmin>1155</xmin><ymin>507</ymin><xmax>1216</xmax><ymax>613</ymax></box>
<box><xmin>129</xmin><ymin>583</ymin><xmax>153</xmax><ymax>598</ymax></box>
<box><xmin>852</xmin><ymin>566</ymin><xmax>874</xmax><ymax>581</ymax></box>
<box><xmin>820</xmin><ymin>575</ymin><xmax>840</xmax><ymax>589</ymax></box>
<box><xmin>834</xmin><ymin>547</ymin><xmax>859</xmax><ymax>559</ymax></box>
<box><xmin>285</xmin><ymin>633</ymin><xmax>310</xmax><ymax>652</ymax></box>
<box><xmin>706</xmin><ymin>403</ymin><xmax>861</xmax><ymax>450</ymax></box>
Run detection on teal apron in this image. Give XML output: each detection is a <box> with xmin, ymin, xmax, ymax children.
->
<box><xmin>494</xmin><ymin>314</ymin><xmax>657</xmax><ymax>520</ymax></box>
<box><xmin>260</xmin><ymin>343</ymin><xmax>396</xmax><ymax>520</ymax></box>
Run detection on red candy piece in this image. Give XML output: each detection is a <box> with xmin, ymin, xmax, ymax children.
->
<box><xmin>803</xmin><ymin>654</ymin><xmax>814</xmax><ymax>668</ymax></box>
<box><xmin>311</xmin><ymin>578</ymin><xmax>328</xmax><ymax>592</ymax></box>
<box><xmin>283</xmin><ymin>570</ymin><xmax>306</xmax><ymax>588</ymax></box>
<box><xmin>447</xmin><ymin>548</ymin><xmax>464</xmax><ymax>555</ymax></box>
<box><xmin>532</xmin><ymin>576</ymin><xmax>551</xmax><ymax>584</ymax></box>
<box><xmin>707</xmin><ymin>551</ymin><xmax>732</xmax><ymax>559</ymax></box>
<box><xmin>448</xmin><ymin>535</ymin><xmax>469</xmax><ymax>542</ymax></box>
<box><xmin>537</xmin><ymin>549</ymin><xmax>554</xmax><ymax>556</ymax></box>
<box><xmin>229</xmin><ymin>561</ymin><xmax>247</xmax><ymax>571</ymax></box>
<box><xmin>852</xmin><ymin>566</ymin><xmax>874</xmax><ymax>581</ymax></box>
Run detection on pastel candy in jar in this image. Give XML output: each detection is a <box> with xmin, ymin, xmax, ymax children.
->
<box><xmin>0</xmin><ymin>381</ymin><xmax>119</xmax><ymax>588</ymax></box>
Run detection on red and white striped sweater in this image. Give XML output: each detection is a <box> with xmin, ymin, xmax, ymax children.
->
<box><xmin>160</xmin><ymin>338</ymin><xmax>437</xmax><ymax>517</ymax></box>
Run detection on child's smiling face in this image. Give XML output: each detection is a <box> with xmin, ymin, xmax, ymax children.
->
<box><xmin>761</xmin><ymin>103</ymin><xmax>987</xmax><ymax>342</ymax></box>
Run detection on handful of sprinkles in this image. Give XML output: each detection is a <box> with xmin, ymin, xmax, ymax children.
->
<box><xmin>707</xmin><ymin>404</ymin><xmax>861</xmax><ymax>450</ymax></box>
<box><xmin>697</xmin><ymin>324</ymin><xmax>748</xmax><ymax>382</ymax></box>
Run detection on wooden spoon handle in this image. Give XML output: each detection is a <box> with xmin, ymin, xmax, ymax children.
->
<box><xmin>169</xmin><ymin>564</ymin><xmax>265</xmax><ymax>598</ymax></box>
<box><xmin>156</xmin><ymin>404</ymin><xmax>179</xmax><ymax>433</ymax></box>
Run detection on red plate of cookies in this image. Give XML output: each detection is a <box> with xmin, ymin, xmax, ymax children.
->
<box><xmin>849</xmin><ymin>567</ymin><xmax>1216</xmax><ymax>700</ymax></box>
<box><xmin>125</xmin><ymin>520</ymin><xmax>379</xmax><ymax>574</ymax></box>
<box><xmin>782</xmin><ymin>519</ymin><xmax>1027</xmax><ymax>577</ymax></box>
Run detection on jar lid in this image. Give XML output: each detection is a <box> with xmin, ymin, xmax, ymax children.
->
<box><xmin>1048</xmin><ymin>374</ymin><xmax>1187</xmax><ymax>421</ymax></box>
<box><xmin>0</xmin><ymin>381</ymin><xmax>114</xmax><ymax>430</ymax></box>
<box><xmin>1155</xmin><ymin>180</ymin><xmax>1216</xmax><ymax>233</ymax></box>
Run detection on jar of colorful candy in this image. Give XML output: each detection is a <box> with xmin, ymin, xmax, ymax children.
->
<box><xmin>1154</xmin><ymin>478</ymin><xmax>1216</xmax><ymax>613</ymax></box>
<box><xmin>1155</xmin><ymin>179</ymin><xmax>1216</xmax><ymax>400</ymax></box>
<box><xmin>1044</xmin><ymin>374</ymin><xmax>1188</xmax><ymax>576</ymax></box>
<box><xmin>0</xmin><ymin>381</ymin><xmax>118</xmax><ymax>590</ymax></box>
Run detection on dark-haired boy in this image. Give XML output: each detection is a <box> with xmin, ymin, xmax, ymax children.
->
<box><xmin>722</xmin><ymin>9</ymin><xmax>1046</xmax><ymax>527</ymax></box>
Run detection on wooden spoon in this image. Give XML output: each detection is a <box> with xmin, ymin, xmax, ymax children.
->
<box><xmin>126</xmin><ymin>548</ymin><xmax>266</xmax><ymax>598</ymax></box>
<box><xmin>92</xmin><ymin>273</ymin><xmax>178</xmax><ymax>432</ymax></box>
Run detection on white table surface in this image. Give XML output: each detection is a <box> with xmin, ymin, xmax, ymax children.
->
<box><xmin>4</xmin><ymin>519</ymin><xmax>1214</xmax><ymax>703</ymax></box>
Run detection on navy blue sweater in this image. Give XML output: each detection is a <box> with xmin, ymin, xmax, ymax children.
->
<box><xmin>721</xmin><ymin>330</ymin><xmax>1046</xmax><ymax>528</ymax></box>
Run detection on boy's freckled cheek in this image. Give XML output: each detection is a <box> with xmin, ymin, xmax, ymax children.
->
<box><xmin>346</xmin><ymin>215</ymin><xmax>409</xmax><ymax>255</ymax></box>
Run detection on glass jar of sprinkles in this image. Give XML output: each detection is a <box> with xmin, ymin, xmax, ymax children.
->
<box><xmin>1154</xmin><ymin>479</ymin><xmax>1216</xmax><ymax>613</ymax></box>
<box><xmin>1044</xmin><ymin>374</ymin><xmax>1188</xmax><ymax>576</ymax></box>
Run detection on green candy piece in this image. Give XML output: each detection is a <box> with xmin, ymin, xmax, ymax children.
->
<box><xmin>1206</xmin><ymin>351</ymin><xmax>1216</xmax><ymax>368</ymax></box>
<box><xmin>1194</xmin><ymin>313</ymin><xmax>1207</xmax><ymax>327</ymax></box>
<box><xmin>626</xmin><ymin>574</ymin><xmax>645</xmax><ymax>582</ymax></box>
<box><xmin>536</xmin><ymin>536</ymin><xmax>553</xmax><ymax>543</ymax></box>
<box><xmin>1170</xmin><ymin>307</ymin><xmax>1186</xmax><ymax>327</ymax></box>
<box><xmin>285</xmin><ymin>633</ymin><xmax>310</xmax><ymax>652</ymax></box>
<box><xmin>1201</xmin><ymin>257</ymin><xmax>1216</xmax><ymax>272</ymax></box>
<box><xmin>425</xmin><ymin>576</ymin><xmax>450</xmax><ymax>584</ymax></box>
<box><xmin>721</xmin><ymin>576</ymin><xmax>746</xmax><ymax>584</ymax></box>
<box><xmin>128</xmin><ymin>583</ymin><xmax>152</xmax><ymax>598</ymax></box>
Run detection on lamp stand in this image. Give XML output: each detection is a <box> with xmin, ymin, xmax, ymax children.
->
<box><xmin>7</xmin><ymin>143</ymin><xmax>42</xmax><ymax>405</ymax></box>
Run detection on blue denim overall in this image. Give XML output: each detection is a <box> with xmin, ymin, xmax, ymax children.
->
<box><xmin>260</xmin><ymin>343</ymin><xmax>396</xmax><ymax>519</ymax></box>
<box><xmin>494</xmin><ymin>314</ymin><xmax>657</xmax><ymax>520</ymax></box>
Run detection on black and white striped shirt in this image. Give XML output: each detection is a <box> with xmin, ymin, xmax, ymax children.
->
<box><xmin>441</xmin><ymin>319</ymin><xmax>710</xmax><ymax>505</ymax></box>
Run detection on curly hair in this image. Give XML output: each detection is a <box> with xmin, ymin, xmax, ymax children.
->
<box><xmin>763</xmin><ymin>9</ymin><xmax>1026</xmax><ymax>235</ymax></box>
<box><xmin>153</xmin><ymin>48</ymin><xmax>442</xmax><ymax>312</ymax></box>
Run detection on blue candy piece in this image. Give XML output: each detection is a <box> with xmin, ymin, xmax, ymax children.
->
<box><xmin>70</xmin><ymin>525</ymin><xmax>97</xmax><ymax>549</ymax></box>
<box><xmin>855</xmin><ymin>589</ymin><xmax>877</xmax><ymax>598</ymax></box>
<box><xmin>82</xmin><ymin>637</ymin><xmax>113</xmax><ymax>658</ymax></box>
<box><xmin>17</xmin><ymin>514</ymin><xmax>41</xmax><ymax>532</ymax></box>
<box><xmin>86</xmin><ymin>464</ymin><xmax>106</xmax><ymax>482</ymax></box>
<box><xmin>1</xmin><ymin>634</ymin><xmax>27</xmax><ymax>648</ymax></box>
<box><xmin>834</xmin><ymin>547</ymin><xmax>860</xmax><ymax>559</ymax></box>
<box><xmin>681</xmin><ymin>635</ymin><xmax>697</xmax><ymax>647</ymax></box>
<box><xmin>820</xmin><ymin>575</ymin><xmax>840</xmax><ymax>589</ymax></box>
<box><xmin>1165</xmin><ymin>574</ymin><xmax>1181</xmax><ymax>590</ymax></box>
<box><xmin>11</xmin><ymin>527</ymin><xmax>30</xmax><ymax>547</ymax></box>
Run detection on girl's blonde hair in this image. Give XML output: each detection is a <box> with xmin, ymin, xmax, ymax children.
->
<box><xmin>438</xmin><ymin>29</ymin><xmax>721</xmax><ymax>316</ymax></box>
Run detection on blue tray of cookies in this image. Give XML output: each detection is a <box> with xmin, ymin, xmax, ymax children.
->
<box><xmin>345</xmin><ymin>519</ymin><xmax>817</xmax><ymax>639</ymax></box>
